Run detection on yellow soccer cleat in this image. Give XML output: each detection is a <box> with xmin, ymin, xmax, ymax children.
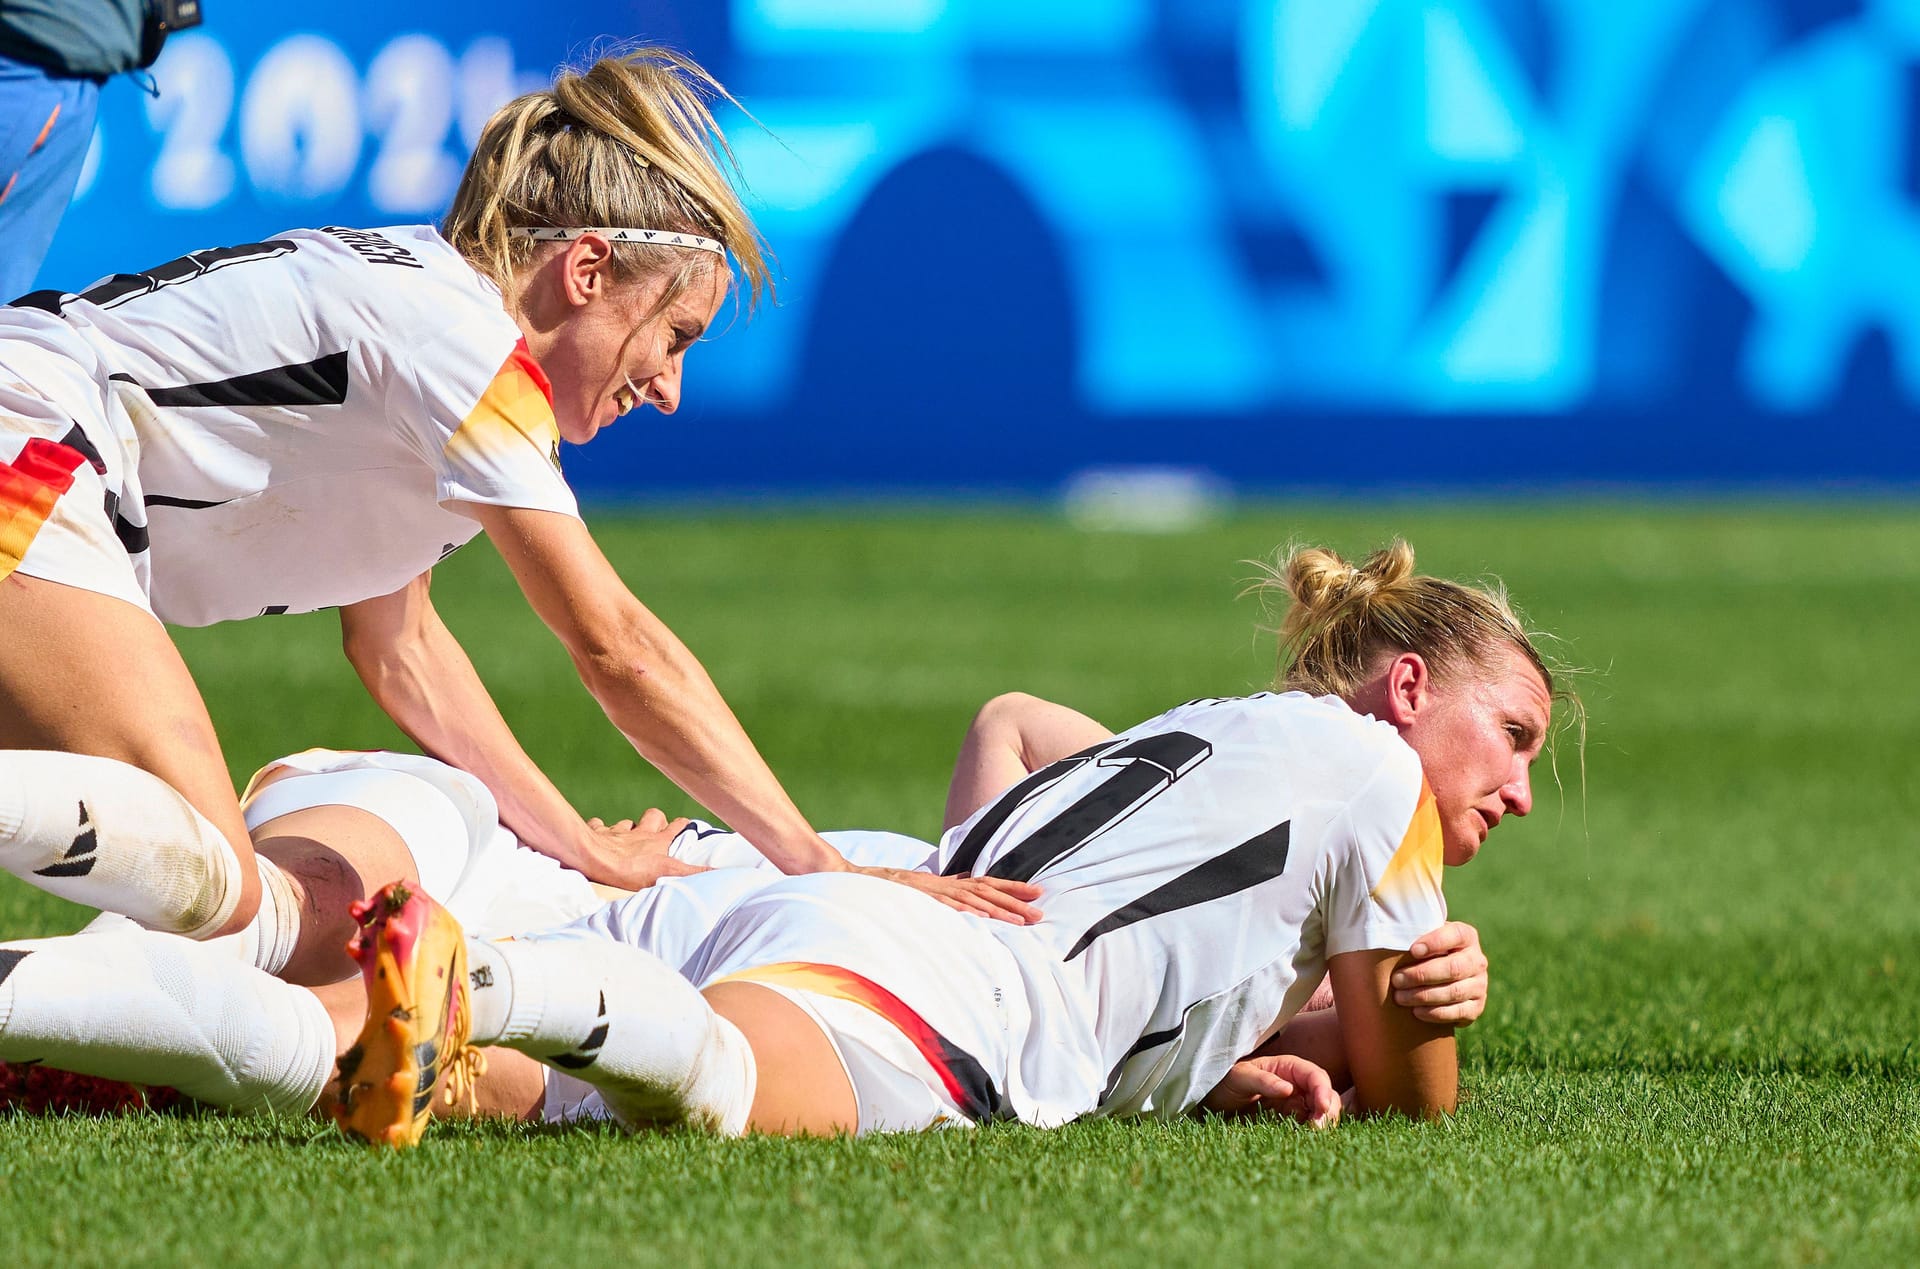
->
<box><xmin>332</xmin><ymin>881</ymin><xmax>483</xmax><ymax>1148</ymax></box>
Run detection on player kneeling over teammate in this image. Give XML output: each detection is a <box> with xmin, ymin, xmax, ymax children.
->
<box><xmin>0</xmin><ymin>45</ymin><xmax>1034</xmax><ymax>968</ymax></box>
<box><xmin>331</xmin><ymin>538</ymin><xmax>1555</xmax><ymax>1143</ymax></box>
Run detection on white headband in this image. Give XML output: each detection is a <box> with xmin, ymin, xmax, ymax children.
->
<box><xmin>508</xmin><ymin>226</ymin><xmax>725</xmax><ymax>258</ymax></box>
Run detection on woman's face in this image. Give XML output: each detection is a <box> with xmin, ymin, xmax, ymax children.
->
<box><xmin>522</xmin><ymin>243</ymin><xmax>729</xmax><ymax>445</ymax></box>
<box><xmin>1397</xmin><ymin>646</ymin><xmax>1552</xmax><ymax>866</ymax></box>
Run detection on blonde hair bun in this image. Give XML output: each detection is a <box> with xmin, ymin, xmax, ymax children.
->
<box><xmin>1283</xmin><ymin>540</ymin><xmax>1416</xmax><ymax>621</ymax></box>
<box><xmin>1248</xmin><ymin>537</ymin><xmax>1553</xmax><ymax>701</ymax></box>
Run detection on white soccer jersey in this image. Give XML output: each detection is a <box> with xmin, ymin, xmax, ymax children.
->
<box><xmin>668</xmin><ymin>821</ymin><xmax>938</xmax><ymax>873</ymax></box>
<box><xmin>942</xmin><ymin>691</ymin><xmax>1448</xmax><ymax>1122</ymax></box>
<box><xmin>1</xmin><ymin>225</ymin><xmax>578</xmax><ymax>625</ymax></box>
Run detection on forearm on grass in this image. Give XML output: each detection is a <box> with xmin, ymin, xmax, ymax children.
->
<box><xmin>1329</xmin><ymin>948</ymin><xmax>1458</xmax><ymax>1120</ymax></box>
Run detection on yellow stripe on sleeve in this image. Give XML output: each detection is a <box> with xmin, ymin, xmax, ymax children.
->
<box><xmin>443</xmin><ymin>342</ymin><xmax>562</xmax><ymax>475</ymax></box>
<box><xmin>1372</xmin><ymin>778</ymin><xmax>1444</xmax><ymax>904</ymax></box>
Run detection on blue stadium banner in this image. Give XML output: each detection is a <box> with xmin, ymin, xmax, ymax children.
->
<box><xmin>36</xmin><ymin>2</ymin><xmax>1920</xmax><ymax>492</ymax></box>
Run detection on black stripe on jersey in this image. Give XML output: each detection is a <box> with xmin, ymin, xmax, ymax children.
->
<box><xmin>13</xmin><ymin>242</ymin><xmax>300</xmax><ymax>316</ymax></box>
<box><xmin>940</xmin><ymin>1043</ymin><xmax>1013</xmax><ymax>1124</ymax></box>
<box><xmin>1065</xmin><ymin>819</ymin><xmax>1291</xmax><ymax>961</ymax></box>
<box><xmin>941</xmin><ymin>739</ymin><xmax>1122</xmax><ymax>878</ymax></box>
<box><xmin>50</xmin><ymin>424</ymin><xmax>149</xmax><ymax>556</ymax></box>
<box><xmin>54</xmin><ymin>425</ymin><xmax>106</xmax><ymax>473</ymax></box>
<box><xmin>1123</xmin><ymin>1024</ymin><xmax>1184</xmax><ymax>1060</ymax></box>
<box><xmin>143</xmin><ymin>493</ymin><xmax>235</xmax><ymax>510</ymax></box>
<box><xmin>985</xmin><ymin>732</ymin><xmax>1213</xmax><ymax>884</ymax></box>
<box><xmin>134</xmin><ymin>351</ymin><xmax>349</xmax><ymax>409</ymax></box>
<box><xmin>1101</xmin><ymin>1024</ymin><xmax>1185</xmax><ymax>1100</ymax></box>
<box><xmin>108</xmin><ymin>499</ymin><xmax>148</xmax><ymax>554</ymax></box>
<box><xmin>84</xmin><ymin>241</ymin><xmax>300</xmax><ymax>311</ymax></box>
<box><xmin>9</xmin><ymin>290</ymin><xmax>65</xmax><ymax>313</ymax></box>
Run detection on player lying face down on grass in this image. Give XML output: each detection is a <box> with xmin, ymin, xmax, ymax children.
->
<box><xmin>0</xmin><ymin>748</ymin><xmax>1474</xmax><ymax>1125</ymax></box>
<box><xmin>0</xmin><ymin>47</ymin><xmax>1039</xmax><ymax>969</ymax></box>
<box><xmin>322</xmin><ymin>537</ymin><xmax>1553</xmax><ymax>1141</ymax></box>
<box><xmin>0</xmin><ymin>540</ymin><xmax>1522</xmax><ymax>1130</ymax></box>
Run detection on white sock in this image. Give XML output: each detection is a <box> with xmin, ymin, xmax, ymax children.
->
<box><xmin>0</xmin><ymin>752</ymin><xmax>246</xmax><ymax>938</ymax></box>
<box><xmin>465</xmin><ymin>938</ymin><xmax>609</xmax><ymax>1050</ymax></box>
<box><xmin>82</xmin><ymin>859</ymin><xmax>296</xmax><ymax>978</ymax></box>
<box><xmin>226</xmin><ymin>857</ymin><xmax>300</xmax><ymax>977</ymax></box>
<box><xmin>467</xmin><ymin>936</ymin><xmax>756</xmax><ymax>1135</ymax></box>
<box><xmin>0</xmin><ymin>930</ymin><xmax>334</xmax><ymax>1115</ymax></box>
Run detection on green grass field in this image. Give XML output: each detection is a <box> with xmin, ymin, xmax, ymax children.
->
<box><xmin>3</xmin><ymin>503</ymin><xmax>1917</xmax><ymax>1266</ymax></box>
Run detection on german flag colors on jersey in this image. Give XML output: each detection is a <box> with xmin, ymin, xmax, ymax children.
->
<box><xmin>445</xmin><ymin>341</ymin><xmax>562</xmax><ymax>480</ymax></box>
<box><xmin>1374</xmin><ymin>779</ymin><xmax>1444</xmax><ymax>907</ymax></box>
<box><xmin>714</xmin><ymin>960</ymin><xmax>1008</xmax><ymax>1123</ymax></box>
<box><xmin>0</xmin><ymin>436</ymin><xmax>84</xmax><ymax>583</ymax></box>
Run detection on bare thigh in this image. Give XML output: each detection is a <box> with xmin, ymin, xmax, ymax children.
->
<box><xmin>251</xmin><ymin>802</ymin><xmax>420</xmax><ymax>988</ymax></box>
<box><xmin>703</xmin><ymin>980</ymin><xmax>858</xmax><ymax>1136</ymax></box>
<box><xmin>0</xmin><ymin>573</ymin><xmax>259</xmax><ymax>932</ymax></box>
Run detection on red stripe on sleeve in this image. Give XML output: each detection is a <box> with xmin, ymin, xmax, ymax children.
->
<box><xmin>509</xmin><ymin>339</ymin><xmax>554</xmax><ymax>405</ymax></box>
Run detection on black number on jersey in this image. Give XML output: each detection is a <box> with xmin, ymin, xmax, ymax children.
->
<box><xmin>14</xmin><ymin>240</ymin><xmax>296</xmax><ymax>315</ymax></box>
<box><xmin>15</xmin><ymin>238</ymin><xmax>354</xmax><ymax>415</ymax></box>
<box><xmin>944</xmin><ymin>728</ymin><xmax>1293</xmax><ymax>960</ymax></box>
<box><xmin>1063</xmin><ymin>818</ymin><xmax>1290</xmax><ymax>960</ymax></box>
<box><xmin>944</xmin><ymin>731</ymin><xmax>1213</xmax><ymax>882</ymax></box>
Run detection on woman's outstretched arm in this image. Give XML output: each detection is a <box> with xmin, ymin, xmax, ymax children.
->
<box><xmin>469</xmin><ymin>503</ymin><xmax>1040</xmax><ymax>922</ymax></box>
<box><xmin>340</xmin><ymin>571</ymin><xmax>697</xmax><ymax>890</ymax></box>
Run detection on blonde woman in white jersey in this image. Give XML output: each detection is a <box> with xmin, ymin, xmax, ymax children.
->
<box><xmin>308</xmin><ymin>539</ymin><xmax>1557</xmax><ymax>1144</ymax></box>
<box><xmin>0</xmin><ymin>49</ymin><xmax>1039</xmax><ymax>973</ymax></box>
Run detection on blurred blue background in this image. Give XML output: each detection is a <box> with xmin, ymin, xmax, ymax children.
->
<box><xmin>32</xmin><ymin>1</ymin><xmax>1920</xmax><ymax>494</ymax></box>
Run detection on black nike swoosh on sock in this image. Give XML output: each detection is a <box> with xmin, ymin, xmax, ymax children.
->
<box><xmin>64</xmin><ymin>826</ymin><xmax>96</xmax><ymax>860</ymax></box>
<box><xmin>549</xmin><ymin>993</ymin><xmax>609</xmax><ymax>1070</ymax></box>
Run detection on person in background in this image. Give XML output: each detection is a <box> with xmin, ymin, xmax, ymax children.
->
<box><xmin>0</xmin><ymin>0</ymin><xmax>198</xmax><ymax>297</ymax></box>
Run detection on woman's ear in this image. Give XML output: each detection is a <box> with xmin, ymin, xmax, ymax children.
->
<box><xmin>1379</xmin><ymin>652</ymin><xmax>1431</xmax><ymax>726</ymax></box>
<box><xmin>561</xmin><ymin>233</ymin><xmax>617</xmax><ymax>306</ymax></box>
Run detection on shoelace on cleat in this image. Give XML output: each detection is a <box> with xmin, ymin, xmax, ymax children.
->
<box><xmin>442</xmin><ymin>1044</ymin><xmax>488</xmax><ymax>1116</ymax></box>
